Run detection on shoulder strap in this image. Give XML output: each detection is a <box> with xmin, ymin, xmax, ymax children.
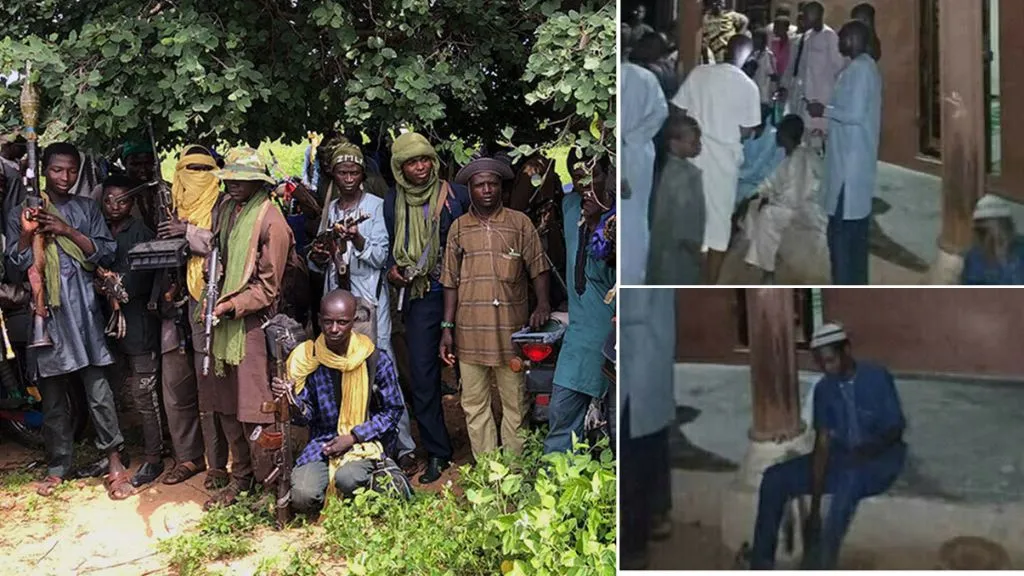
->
<box><xmin>433</xmin><ymin>181</ymin><xmax>451</xmax><ymax>223</ymax></box>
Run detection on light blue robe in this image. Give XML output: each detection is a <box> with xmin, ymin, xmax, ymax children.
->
<box><xmin>309</xmin><ymin>192</ymin><xmax>392</xmax><ymax>357</ymax></box>
<box><xmin>620</xmin><ymin>289</ymin><xmax>676</xmax><ymax>439</ymax></box>
<box><xmin>736</xmin><ymin>126</ymin><xmax>785</xmax><ymax>206</ymax></box>
<box><xmin>552</xmin><ymin>193</ymin><xmax>615</xmax><ymax>398</ymax></box>
<box><xmin>823</xmin><ymin>53</ymin><xmax>882</xmax><ymax>221</ymax></box>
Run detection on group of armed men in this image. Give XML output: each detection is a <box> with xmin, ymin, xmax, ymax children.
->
<box><xmin>0</xmin><ymin>128</ymin><xmax>616</xmax><ymax>514</ymax></box>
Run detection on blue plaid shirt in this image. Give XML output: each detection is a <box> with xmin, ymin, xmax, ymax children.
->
<box><xmin>292</xmin><ymin>350</ymin><xmax>403</xmax><ymax>467</ymax></box>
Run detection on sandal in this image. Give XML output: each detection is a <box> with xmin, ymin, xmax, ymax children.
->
<box><xmin>105</xmin><ymin>469</ymin><xmax>135</xmax><ymax>500</ymax></box>
<box><xmin>35</xmin><ymin>475</ymin><xmax>63</xmax><ymax>497</ymax></box>
<box><xmin>203</xmin><ymin>477</ymin><xmax>253</xmax><ymax>511</ymax></box>
<box><xmin>162</xmin><ymin>460</ymin><xmax>207</xmax><ymax>485</ymax></box>
<box><xmin>203</xmin><ymin>469</ymin><xmax>229</xmax><ymax>491</ymax></box>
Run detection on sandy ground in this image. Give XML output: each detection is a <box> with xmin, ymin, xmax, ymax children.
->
<box><xmin>0</xmin><ymin>377</ymin><xmax>481</xmax><ymax>576</ymax></box>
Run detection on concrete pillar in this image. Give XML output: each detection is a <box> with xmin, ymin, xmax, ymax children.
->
<box><xmin>927</xmin><ymin>0</ymin><xmax>986</xmax><ymax>284</ymax></box>
<box><xmin>737</xmin><ymin>289</ymin><xmax>812</xmax><ymax>490</ymax></box>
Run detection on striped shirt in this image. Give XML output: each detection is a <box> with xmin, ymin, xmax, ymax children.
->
<box><xmin>441</xmin><ymin>207</ymin><xmax>550</xmax><ymax>366</ymax></box>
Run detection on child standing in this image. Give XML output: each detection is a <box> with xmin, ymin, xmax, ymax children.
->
<box><xmin>101</xmin><ymin>175</ymin><xmax>165</xmax><ymax>487</ymax></box>
<box><xmin>646</xmin><ymin>114</ymin><xmax>705</xmax><ymax>285</ymax></box>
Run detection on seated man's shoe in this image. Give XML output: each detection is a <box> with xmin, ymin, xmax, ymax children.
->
<box><xmin>417</xmin><ymin>457</ymin><xmax>450</xmax><ymax>484</ymax></box>
<box><xmin>130</xmin><ymin>460</ymin><xmax>166</xmax><ymax>488</ymax></box>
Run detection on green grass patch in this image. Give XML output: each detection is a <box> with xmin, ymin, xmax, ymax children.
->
<box><xmin>0</xmin><ymin>468</ymin><xmax>37</xmax><ymax>491</ymax></box>
<box><xmin>157</xmin><ymin>491</ymin><xmax>274</xmax><ymax>576</ymax></box>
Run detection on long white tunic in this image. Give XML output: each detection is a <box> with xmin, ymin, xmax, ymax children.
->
<box><xmin>671</xmin><ymin>63</ymin><xmax>761</xmax><ymax>253</ymax></box>
<box><xmin>621</xmin><ymin>62</ymin><xmax>669</xmax><ymax>285</ymax></box>
<box><xmin>742</xmin><ymin>146</ymin><xmax>827</xmax><ymax>273</ymax></box>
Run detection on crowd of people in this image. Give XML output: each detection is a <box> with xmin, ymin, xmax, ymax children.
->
<box><xmin>624</xmin><ymin>0</ymin><xmax>1023</xmax><ymax>286</ymax></box>
<box><xmin>0</xmin><ymin>124</ymin><xmax>617</xmax><ymax>515</ymax></box>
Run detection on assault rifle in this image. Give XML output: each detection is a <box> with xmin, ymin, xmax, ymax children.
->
<box><xmin>201</xmin><ymin>246</ymin><xmax>221</xmax><ymax>376</ymax></box>
<box><xmin>309</xmin><ymin>211</ymin><xmax>371</xmax><ymax>290</ymax></box>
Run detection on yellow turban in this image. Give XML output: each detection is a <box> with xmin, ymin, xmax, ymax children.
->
<box><xmin>171</xmin><ymin>147</ymin><xmax>221</xmax><ymax>301</ymax></box>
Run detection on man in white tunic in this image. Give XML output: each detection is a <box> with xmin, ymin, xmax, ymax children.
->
<box><xmin>671</xmin><ymin>35</ymin><xmax>762</xmax><ymax>284</ymax></box>
<box><xmin>779</xmin><ymin>1</ymin><xmax>845</xmax><ymax>149</ymax></box>
<box><xmin>621</xmin><ymin>61</ymin><xmax>668</xmax><ymax>285</ymax></box>
<box><xmin>741</xmin><ymin>115</ymin><xmax>830</xmax><ymax>284</ymax></box>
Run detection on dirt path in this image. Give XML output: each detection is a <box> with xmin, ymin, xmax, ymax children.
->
<box><xmin>0</xmin><ymin>384</ymin><xmax>478</xmax><ymax>576</ymax></box>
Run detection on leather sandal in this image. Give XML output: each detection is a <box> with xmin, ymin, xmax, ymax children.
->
<box><xmin>203</xmin><ymin>469</ymin><xmax>229</xmax><ymax>490</ymax></box>
<box><xmin>162</xmin><ymin>460</ymin><xmax>206</xmax><ymax>485</ymax></box>
<box><xmin>106</xmin><ymin>469</ymin><xmax>135</xmax><ymax>500</ymax></box>
<box><xmin>35</xmin><ymin>475</ymin><xmax>63</xmax><ymax>497</ymax></box>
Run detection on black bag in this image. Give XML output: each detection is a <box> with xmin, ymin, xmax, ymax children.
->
<box><xmin>369</xmin><ymin>457</ymin><xmax>413</xmax><ymax>500</ymax></box>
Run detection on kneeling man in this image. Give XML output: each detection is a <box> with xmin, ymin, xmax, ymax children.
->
<box><xmin>272</xmin><ymin>289</ymin><xmax>405</xmax><ymax>513</ymax></box>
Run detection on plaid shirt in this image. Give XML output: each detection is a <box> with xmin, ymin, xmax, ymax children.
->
<box><xmin>292</xmin><ymin>350</ymin><xmax>403</xmax><ymax>467</ymax></box>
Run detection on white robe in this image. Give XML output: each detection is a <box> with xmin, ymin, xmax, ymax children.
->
<box><xmin>621</xmin><ymin>62</ymin><xmax>668</xmax><ymax>284</ymax></box>
<box><xmin>742</xmin><ymin>146</ymin><xmax>829</xmax><ymax>277</ymax></box>
<box><xmin>671</xmin><ymin>64</ymin><xmax>761</xmax><ymax>253</ymax></box>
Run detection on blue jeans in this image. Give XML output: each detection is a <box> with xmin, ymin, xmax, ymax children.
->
<box><xmin>543</xmin><ymin>384</ymin><xmax>592</xmax><ymax>454</ymax></box>
<box><xmin>828</xmin><ymin>189</ymin><xmax>871</xmax><ymax>285</ymax></box>
<box><xmin>751</xmin><ymin>447</ymin><xmax>904</xmax><ymax>569</ymax></box>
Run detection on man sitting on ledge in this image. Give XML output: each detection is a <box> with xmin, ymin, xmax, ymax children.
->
<box><xmin>750</xmin><ymin>322</ymin><xmax>906</xmax><ymax>569</ymax></box>
<box><xmin>271</xmin><ymin>289</ymin><xmax>406</xmax><ymax>515</ymax></box>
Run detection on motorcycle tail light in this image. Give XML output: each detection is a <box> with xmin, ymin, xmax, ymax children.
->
<box><xmin>535</xmin><ymin>394</ymin><xmax>550</xmax><ymax>407</ymax></box>
<box><xmin>521</xmin><ymin>343</ymin><xmax>553</xmax><ymax>363</ymax></box>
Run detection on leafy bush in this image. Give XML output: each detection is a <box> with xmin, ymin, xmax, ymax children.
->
<box><xmin>157</xmin><ymin>491</ymin><xmax>273</xmax><ymax>576</ymax></box>
<box><xmin>320</xmin><ymin>433</ymin><xmax>616</xmax><ymax>576</ymax></box>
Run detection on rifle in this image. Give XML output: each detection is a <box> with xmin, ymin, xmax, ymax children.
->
<box><xmin>127</xmin><ymin>122</ymin><xmax>190</xmax><ymax>351</ymax></box>
<box><xmin>19</xmin><ymin>61</ymin><xmax>52</xmax><ymax>348</ymax></box>
<box><xmin>310</xmin><ymin>212</ymin><xmax>371</xmax><ymax>290</ymax></box>
<box><xmin>255</xmin><ymin>325</ymin><xmax>298</xmax><ymax>529</ymax></box>
<box><xmin>201</xmin><ymin>246</ymin><xmax>221</xmax><ymax>376</ymax></box>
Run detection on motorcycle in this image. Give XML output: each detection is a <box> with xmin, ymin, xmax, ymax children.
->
<box><xmin>508</xmin><ymin>315</ymin><xmax>567</xmax><ymax>427</ymax></box>
<box><xmin>0</xmin><ymin>304</ymin><xmax>88</xmax><ymax>449</ymax></box>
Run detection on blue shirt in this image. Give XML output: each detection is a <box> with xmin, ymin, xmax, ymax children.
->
<box><xmin>961</xmin><ymin>237</ymin><xmax>1024</xmax><ymax>285</ymax></box>
<box><xmin>812</xmin><ymin>361</ymin><xmax>904</xmax><ymax>454</ymax></box>
<box><xmin>620</xmin><ymin>289</ymin><xmax>676</xmax><ymax>439</ymax></box>
<box><xmin>292</xmin><ymin>350</ymin><xmax>404</xmax><ymax>467</ymax></box>
<box><xmin>824</xmin><ymin>54</ymin><xmax>882</xmax><ymax>221</ymax></box>
<box><xmin>736</xmin><ymin>127</ymin><xmax>785</xmax><ymax>206</ymax></box>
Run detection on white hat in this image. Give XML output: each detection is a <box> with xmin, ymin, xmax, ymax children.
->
<box><xmin>810</xmin><ymin>322</ymin><xmax>848</xmax><ymax>350</ymax></box>
<box><xmin>973</xmin><ymin>194</ymin><xmax>1013</xmax><ymax>221</ymax></box>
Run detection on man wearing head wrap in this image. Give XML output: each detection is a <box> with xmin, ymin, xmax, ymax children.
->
<box><xmin>961</xmin><ymin>195</ymin><xmax>1024</xmax><ymax>285</ymax></box>
<box><xmin>383</xmin><ymin>132</ymin><xmax>470</xmax><ymax>484</ymax></box>
<box><xmin>201</xmin><ymin>147</ymin><xmax>297</xmax><ymax>509</ymax></box>
<box><xmin>121</xmin><ymin>137</ymin><xmax>165</xmax><ymax>230</ymax></box>
<box><xmin>439</xmin><ymin>157</ymin><xmax>551</xmax><ymax>460</ymax></box>
<box><xmin>751</xmin><ymin>323</ymin><xmax>905</xmax><ymax>569</ymax></box>
<box><xmin>156</xmin><ymin>145</ymin><xmax>229</xmax><ymax>489</ymax></box>
<box><xmin>308</xmin><ymin>141</ymin><xmax>420</xmax><ymax>472</ymax></box>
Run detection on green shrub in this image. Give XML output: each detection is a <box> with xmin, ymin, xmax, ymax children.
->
<box><xmin>320</xmin><ymin>433</ymin><xmax>617</xmax><ymax>576</ymax></box>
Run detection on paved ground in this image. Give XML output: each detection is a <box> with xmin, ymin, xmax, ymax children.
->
<box><xmin>673</xmin><ymin>363</ymin><xmax>1024</xmax><ymax>504</ymax></box>
<box><xmin>870</xmin><ymin>162</ymin><xmax>1024</xmax><ymax>285</ymax></box>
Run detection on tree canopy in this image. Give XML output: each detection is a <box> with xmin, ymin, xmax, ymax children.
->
<box><xmin>1</xmin><ymin>0</ymin><xmax>615</xmax><ymax>165</ymax></box>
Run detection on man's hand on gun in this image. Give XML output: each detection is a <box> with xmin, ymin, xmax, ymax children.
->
<box><xmin>270</xmin><ymin>376</ymin><xmax>293</xmax><ymax>400</ymax></box>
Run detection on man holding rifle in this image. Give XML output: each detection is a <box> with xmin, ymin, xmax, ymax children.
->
<box><xmin>271</xmin><ymin>289</ymin><xmax>406</xmax><ymax>517</ymax></box>
<box><xmin>383</xmin><ymin>132</ymin><xmax>470</xmax><ymax>484</ymax></box>
<box><xmin>201</xmin><ymin>147</ymin><xmax>295</xmax><ymax>509</ymax></box>
<box><xmin>750</xmin><ymin>322</ymin><xmax>906</xmax><ymax>569</ymax></box>
<box><xmin>158</xmin><ymin>145</ymin><xmax>229</xmax><ymax>490</ymax></box>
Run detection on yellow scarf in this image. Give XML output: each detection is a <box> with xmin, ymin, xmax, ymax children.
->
<box><xmin>287</xmin><ymin>332</ymin><xmax>382</xmax><ymax>497</ymax></box>
<box><xmin>171</xmin><ymin>149</ymin><xmax>220</xmax><ymax>301</ymax></box>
